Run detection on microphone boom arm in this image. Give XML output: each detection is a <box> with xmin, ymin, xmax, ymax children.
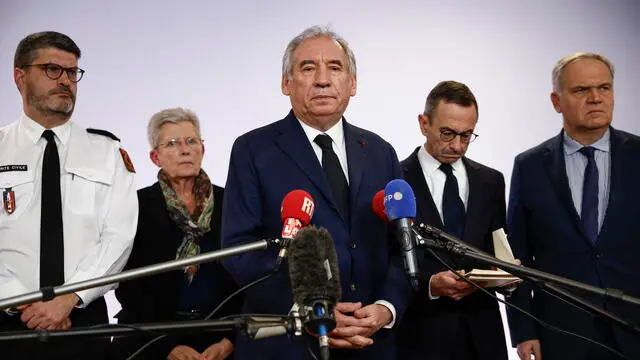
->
<box><xmin>413</xmin><ymin>223</ymin><xmax>640</xmax><ymax>306</ymax></box>
<box><xmin>0</xmin><ymin>319</ymin><xmax>241</xmax><ymax>342</ymax></box>
<box><xmin>0</xmin><ymin>313</ymin><xmax>304</xmax><ymax>342</ymax></box>
<box><xmin>0</xmin><ymin>238</ymin><xmax>281</xmax><ymax>310</ymax></box>
<box><xmin>412</xmin><ymin>224</ymin><xmax>640</xmax><ymax>335</ymax></box>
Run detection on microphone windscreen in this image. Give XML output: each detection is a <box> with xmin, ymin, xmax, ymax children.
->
<box><xmin>281</xmin><ymin>190</ymin><xmax>315</xmax><ymax>225</ymax></box>
<box><xmin>384</xmin><ymin>179</ymin><xmax>416</xmax><ymax>221</ymax></box>
<box><xmin>289</xmin><ymin>226</ymin><xmax>341</xmax><ymax>306</ymax></box>
<box><xmin>371</xmin><ymin>190</ymin><xmax>388</xmax><ymax>222</ymax></box>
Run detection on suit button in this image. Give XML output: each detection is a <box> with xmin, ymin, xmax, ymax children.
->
<box><xmin>595</xmin><ymin>252</ymin><xmax>603</xmax><ymax>259</ymax></box>
<box><xmin>350</xmin><ymin>284</ymin><xmax>357</xmax><ymax>291</ymax></box>
<box><xmin>350</xmin><ymin>243</ymin><xmax>357</xmax><ymax>249</ymax></box>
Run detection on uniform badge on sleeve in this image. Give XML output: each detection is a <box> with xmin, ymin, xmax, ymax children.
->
<box><xmin>119</xmin><ymin>148</ymin><xmax>136</xmax><ymax>173</ymax></box>
<box><xmin>3</xmin><ymin>188</ymin><xmax>15</xmax><ymax>215</ymax></box>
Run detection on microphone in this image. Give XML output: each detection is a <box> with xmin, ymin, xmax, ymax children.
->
<box><xmin>384</xmin><ymin>179</ymin><xmax>420</xmax><ymax>290</ymax></box>
<box><xmin>289</xmin><ymin>226</ymin><xmax>341</xmax><ymax>360</ymax></box>
<box><xmin>242</xmin><ymin>314</ymin><xmax>303</xmax><ymax>340</ymax></box>
<box><xmin>274</xmin><ymin>190</ymin><xmax>315</xmax><ymax>271</ymax></box>
<box><xmin>371</xmin><ymin>189</ymin><xmax>388</xmax><ymax>223</ymax></box>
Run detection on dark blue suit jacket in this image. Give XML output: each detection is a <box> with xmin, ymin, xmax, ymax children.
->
<box><xmin>221</xmin><ymin>111</ymin><xmax>411</xmax><ymax>360</ymax></box>
<box><xmin>507</xmin><ymin>127</ymin><xmax>640</xmax><ymax>360</ymax></box>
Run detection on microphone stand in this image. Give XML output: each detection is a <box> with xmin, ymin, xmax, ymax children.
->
<box><xmin>0</xmin><ymin>319</ymin><xmax>240</xmax><ymax>342</ymax></box>
<box><xmin>0</xmin><ymin>238</ymin><xmax>281</xmax><ymax>310</ymax></box>
<box><xmin>303</xmin><ymin>298</ymin><xmax>336</xmax><ymax>360</ymax></box>
<box><xmin>412</xmin><ymin>223</ymin><xmax>640</xmax><ymax>335</ymax></box>
<box><xmin>0</xmin><ymin>314</ymin><xmax>303</xmax><ymax>342</ymax></box>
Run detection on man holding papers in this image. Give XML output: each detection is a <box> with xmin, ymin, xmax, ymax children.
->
<box><xmin>396</xmin><ymin>81</ymin><xmax>509</xmax><ymax>360</ymax></box>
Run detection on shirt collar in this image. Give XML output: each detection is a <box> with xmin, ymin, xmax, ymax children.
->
<box><xmin>417</xmin><ymin>145</ymin><xmax>464</xmax><ymax>176</ymax></box>
<box><xmin>298</xmin><ymin>118</ymin><xmax>345</xmax><ymax>148</ymax></box>
<box><xmin>563</xmin><ymin>127</ymin><xmax>610</xmax><ymax>155</ymax></box>
<box><xmin>19</xmin><ymin>112</ymin><xmax>71</xmax><ymax>146</ymax></box>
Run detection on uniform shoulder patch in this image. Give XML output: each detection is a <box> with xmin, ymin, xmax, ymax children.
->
<box><xmin>119</xmin><ymin>148</ymin><xmax>135</xmax><ymax>173</ymax></box>
<box><xmin>87</xmin><ymin>128</ymin><xmax>120</xmax><ymax>141</ymax></box>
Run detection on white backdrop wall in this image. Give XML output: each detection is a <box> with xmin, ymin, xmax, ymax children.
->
<box><xmin>1</xmin><ymin>1</ymin><xmax>638</xmax><ymax>358</ymax></box>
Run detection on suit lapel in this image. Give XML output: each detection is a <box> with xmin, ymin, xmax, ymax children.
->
<box><xmin>598</xmin><ymin>127</ymin><xmax>625</xmax><ymax>241</ymax></box>
<box><xmin>402</xmin><ymin>148</ymin><xmax>443</xmax><ymax>228</ymax></box>
<box><xmin>461</xmin><ymin>158</ymin><xmax>485</xmax><ymax>246</ymax></box>
<box><xmin>274</xmin><ymin>112</ymin><xmax>342</xmax><ymax>220</ymax></box>
<box><xmin>344</xmin><ymin>122</ymin><xmax>365</xmax><ymax>217</ymax></box>
<box><xmin>403</xmin><ymin>147</ymin><xmax>458</xmax><ymax>266</ymax></box>
<box><xmin>543</xmin><ymin>131</ymin><xmax>591</xmax><ymax>244</ymax></box>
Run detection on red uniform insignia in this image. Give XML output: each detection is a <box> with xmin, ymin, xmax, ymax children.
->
<box><xmin>3</xmin><ymin>188</ymin><xmax>15</xmax><ymax>215</ymax></box>
<box><xmin>119</xmin><ymin>148</ymin><xmax>136</xmax><ymax>173</ymax></box>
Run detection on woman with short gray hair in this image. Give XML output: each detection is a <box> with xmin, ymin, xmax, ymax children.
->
<box><xmin>113</xmin><ymin>107</ymin><xmax>239</xmax><ymax>360</ymax></box>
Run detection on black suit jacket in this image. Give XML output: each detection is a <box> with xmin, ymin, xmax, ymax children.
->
<box><xmin>396</xmin><ymin>147</ymin><xmax>508</xmax><ymax>360</ymax></box>
<box><xmin>113</xmin><ymin>182</ymin><xmax>241</xmax><ymax>359</ymax></box>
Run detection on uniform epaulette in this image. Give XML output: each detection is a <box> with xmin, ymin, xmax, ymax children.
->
<box><xmin>86</xmin><ymin>128</ymin><xmax>120</xmax><ymax>141</ymax></box>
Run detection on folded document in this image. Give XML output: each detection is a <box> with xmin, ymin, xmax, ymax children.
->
<box><xmin>464</xmin><ymin>228</ymin><xmax>521</xmax><ymax>288</ymax></box>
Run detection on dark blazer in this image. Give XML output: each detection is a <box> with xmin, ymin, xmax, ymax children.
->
<box><xmin>396</xmin><ymin>147</ymin><xmax>508</xmax><ymax>360</ymax></box>
<box><xmin>507</xmin><ymin>127</ymin><xmax>640</xmax><ymax>360</ymax></box>
<box><xmin>221</xmin><ymin>111</ymin><xmax>412</xmax><ymax>360</ymax></box>
<box><xmin>112</xmin><ymin>182</ymin><xmax>240</xmax><ymax>359</ymax></box>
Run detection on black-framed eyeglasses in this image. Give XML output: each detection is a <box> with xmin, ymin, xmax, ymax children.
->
<box><xmin>439</xmin><ymin>128</ymin><xmax>478</xmax><ymax>143</ymax></box>
<box><xmin>21</xmin><ymin>63</ymin><xmax>85</xmax><ymax>83</ymax></box>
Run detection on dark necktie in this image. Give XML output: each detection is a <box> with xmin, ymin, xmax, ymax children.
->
<box><xmin>580</xmin><ymin>146</ymin><xmax>599</xmax><ymax>244</ymax></box>
<box><xmin>314</xmin><ymin>134</ymin><xmax>349</xmax><ymax>218</ymax></box>
<box><xmin>40</xmin><ymin>130</ymin><xmax>65</xmax><ymax>287</ymax></box>
<box><xmin>439</xmin><ymin>163</ymin><xmax>465</xmax><ymax>238</ymax></box>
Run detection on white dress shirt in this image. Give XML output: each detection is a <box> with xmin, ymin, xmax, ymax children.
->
<box><xmin>417</xmin><ymin>146</ymin><xmax>469</xmax><ymax>299</ymax></box>
<box><xmin>417</xmin><ymin>146</ymin><xmax>469</xmax><ymax>218</ymax></box>
<box><xmin>299</xmin><ymin>119</ymin><xmax>349</xmax><ymax>184</ymax></box>
<box><xmin>0</xmin><ymin>113</ymin><xmax>138</xmax><ymax>307</ymax></box>
<box><xmin>298</xmin><ymin>119</ymin><xmax>397</xmax><ymax>328</ymax></box>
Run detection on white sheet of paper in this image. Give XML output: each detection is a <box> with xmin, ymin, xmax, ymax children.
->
<box><xmin>492</xmin><ymin>228</ymin><xmax>517</xmax><ymax>264</ymax></box>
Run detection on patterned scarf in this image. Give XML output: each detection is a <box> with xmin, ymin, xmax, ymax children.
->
<box><xmin>158</xmin><ymin>169</ymin><xmax>214</xmax><ymax>284</ymax></box>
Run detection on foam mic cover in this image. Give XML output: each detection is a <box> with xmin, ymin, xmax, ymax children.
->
<box><xmin>384</xmin><ymin>179</ymin><xmax>420</xmax><ymax>289</ymax></box>
<box><xmin>371</xmin><ymin>190</ymin><xmax>389</xmax><ymax>222</ymax></box>
<box><xmin>384</xmin><ymin>179</ymin><xmax>417</xmax><ymax>221</ymax></box>
<box><xmin>281</xmin><ymin>190</ymin><xmax>315</xmax><ymax>225</ymax></box>
<box><xmin>274</xmin><ymin>190</ymin><xmax>316</xmax><ymax>272</ymax></box>
<box><xmin>288</xmin><ymin>226</ymin><xmax>341</xmax><ymax>307</ymax></box>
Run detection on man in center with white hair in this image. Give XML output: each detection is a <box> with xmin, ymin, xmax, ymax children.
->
<box><xmin>221</xmin><ymin>25</ymin><xmax>412</xmax><ymax>360</ymax></box>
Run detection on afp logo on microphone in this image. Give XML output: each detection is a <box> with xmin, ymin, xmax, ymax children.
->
<box><xmin>384</xmin><ymin>191</ymin><xmax>403</xmax><ymax>205</ymax></box>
